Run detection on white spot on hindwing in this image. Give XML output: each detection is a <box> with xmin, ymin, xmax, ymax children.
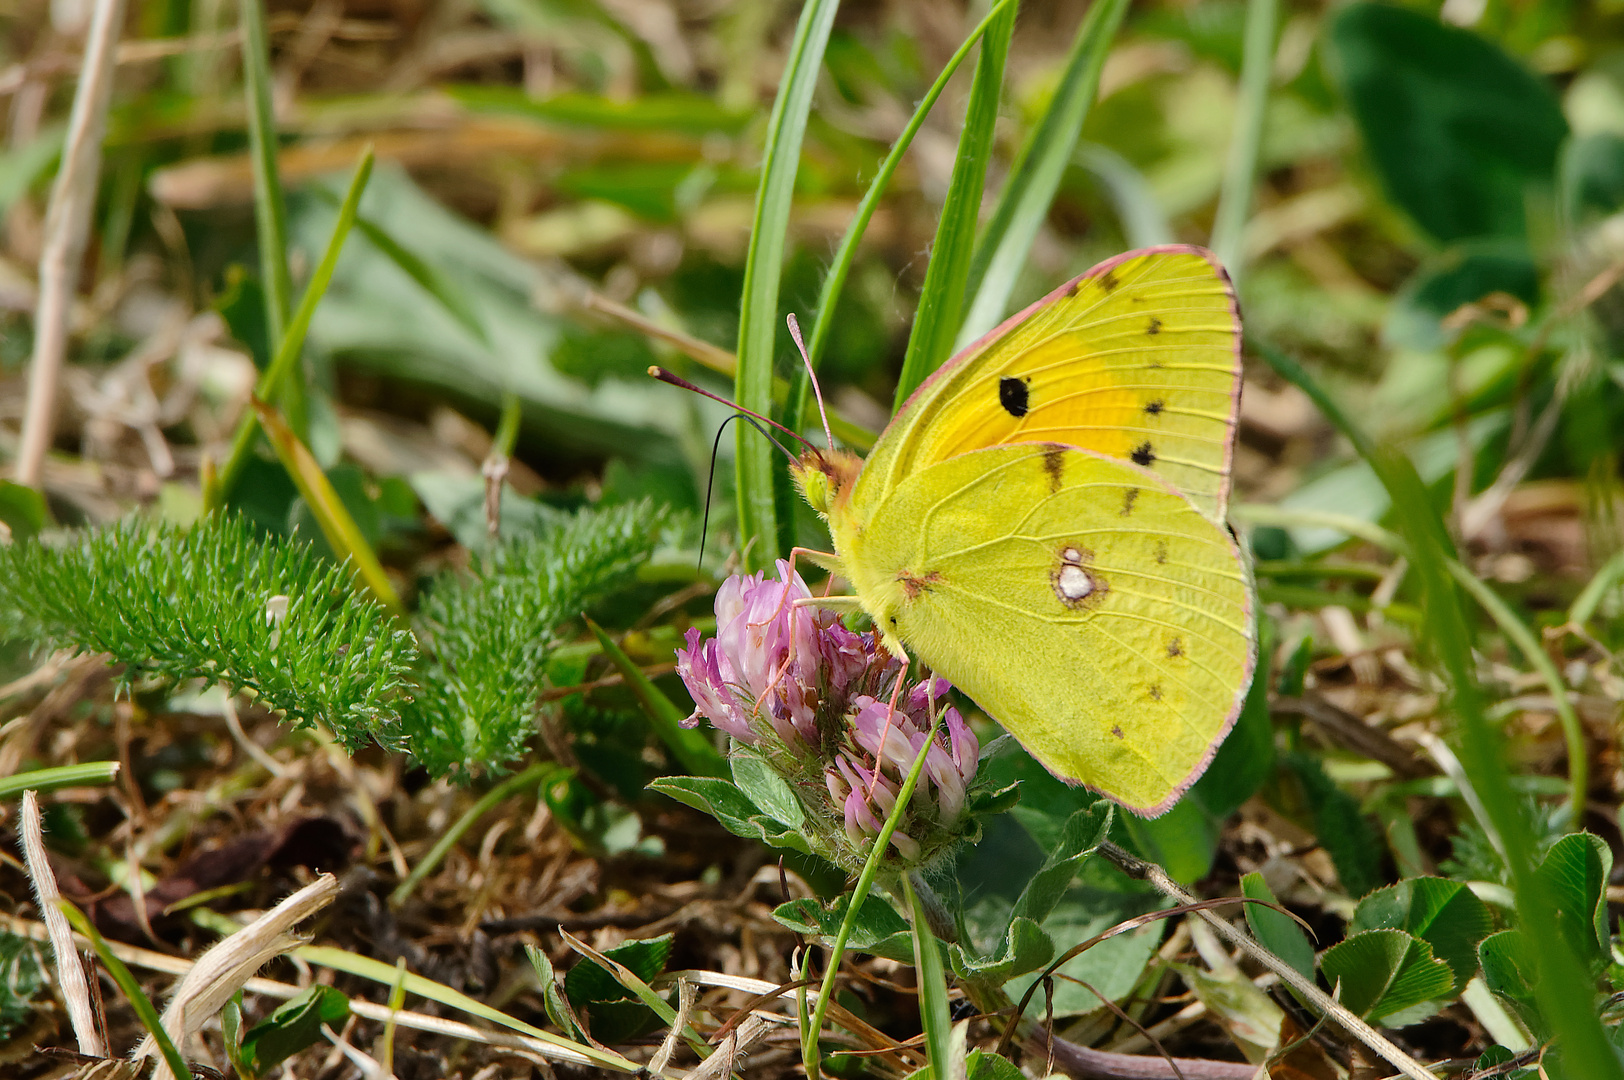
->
<box><xmin>1056</xmin><ymin>564</ymin><xmax>1092</xmax><ymax>600</ymax></box>
<box><xmin>1051</xmin><ymin>545</ymin><xmax>1106</xmax><ymax>610</ymax></box>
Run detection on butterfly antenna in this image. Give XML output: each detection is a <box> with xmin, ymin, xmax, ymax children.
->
<box><xmin>649</xmin><ymin>366</ymin><xmax>814</xmax><ymax>452</ymax></box>
<box><xmin>693</xmin><ymin>413</ymin><xmax>796</xmax><ymax>574</ymax></box>
<box><xmin>786</xmin><ymin>313</ymin><xmax>835</xmax><ymax>451</ymax></box>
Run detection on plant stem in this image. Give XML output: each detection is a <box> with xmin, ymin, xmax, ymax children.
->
<box><xmin>388</xmin><ymin>761</ymin><xmax>555</xmax><ymax>908</ymax></box>
<box><xmin>14</xmin><ymin>0</ymin><xmax>128</xmax><ymax>489</ymax></box>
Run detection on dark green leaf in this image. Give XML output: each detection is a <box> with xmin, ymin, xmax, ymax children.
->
<box><xmin>1241</xmin><ymin>873</ymin><xmax>1315</xmax><ymax>984</ymax></box>
<box><xmin>1281</xmin><ymin>750</ymin><xmax>1384</xmax><ymax>898</ymax></box>
<box><xmin>731</xmin><ymin>753</ymin><xmax>805</xmax><ymax>829</ymax></box>
<box><xmin>1349</xmin><ymin>876</ymin><xmax>1494</xmax><ymax>994</ymax></box>
<box><xmin>526</xmin><ymin>944</ymin><xmax>580</xmax><ymax>1039</ymax></box>
<box><xmin>1480</xmin><ymin>929</ymin><xmax>1542</xmax><ymax>1035</ymax></box>
<box><xmin>774</xmin><ymin>894</ymin><xmax>916</xmax><ymax>964</ymax></box>
<box><xmin>950</xmin><ymin>915</ymin><xmax>1053</xmax><ymax>983</ymax></box>
<box><xmin>1318</xmin><ymin>928</ymin><xmax>1455</xmax><ymax>1027</ymax></box>
<box><xmin>1326</xmin><ymin>3</ymin><xmax>1566</xmax><ymax>242</ymax></box>
<box><xmin>0</xmin><ymin>481</ymin><xmax>47</xmax><ymax>542</ymax></box>
<box><xmin>647</xmin><ymin>776</ymin><xmax>813</xmax><ymax>855</ymax></box>
<box><xmin>1537</xmin><ymin>832</ymin><xmax>1613</xmax><ymax>972</ymax></box>
<box><xmin>1010</xmin><ymin>803</ymin><xmax>1112</xmax><ymax>927</ymax></box>
<box><xmin>562</xmin><ymin>933</ymin><xmax>674</xmax><ymax>1045</ymax></box>
<box><xmin>239</xmin><ymin>985</ymin><xmax>350</xmax><ymax>1076</ymax></box>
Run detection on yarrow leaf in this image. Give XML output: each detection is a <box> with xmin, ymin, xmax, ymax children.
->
<box><xmin>0</xmin><ymin>515</ymin><xmax>416</xmax><ymax>750</ymax></box>
<box><xmin>404</xmin><ymin>500</ymin><xmax>673</xmax><ymax>780</ymax></box>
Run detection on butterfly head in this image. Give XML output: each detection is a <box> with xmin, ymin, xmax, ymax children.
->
<box><xmin>790</xmin><ymin>448</ymin><xmax>863</xmax><ymax>517</ymax></box>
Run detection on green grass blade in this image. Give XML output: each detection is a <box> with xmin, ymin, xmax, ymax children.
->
<box><xmin>957</xmin><ymin>0</ymin><xmax>1130</xmax><ymax>349</ymax></box>
<box><xmin>251</xmin><ymin>397</ymin><xmax>405</xmax><ymax>617</ymax></box>
<box><xmin>790</xmin><ymin>0</ymin><xmax>1016</xmax><ymax>435</ymax></box>
<box><xmin>1079</xmin><ymin>143</ymin><xmax>1173</xmax><ymax>248</ymax></box>
<box><xmin>734</xmin><ymin>0</ymin><xmax>839</xmax><ymax>569</ymax></box>
<box><xmin>584</xmin><ymin>617</ymin><xmax>727</xmax><ymax>779</ymax></box>
<box><xmin>59</xmin><ymin>900</ymin><xmax>191</xmax><ymax>1080</ymax></box>
<box><xmin>1376</xmin><ymin>450</ymin><xmax>1621</xmax><ymax>1080</ymax></box>
<box><xmin>1209</xmin><ymin>0</ymin><xmax>1280</xmax><ymax>281</ymax></box>
<box><xmin>893</xmin><ymin>1</ymin><xmax>1018</xmax><ymax>409</ymax></box>
<box><xmin>239</xmin><ymin>0</ymin><xmax>300</xmax><ymax>429</ymax></box>
<box><xmin>388</xmin><ymin>762</ymin><xmax>555</xmax><ymax>908</ymax></box>
<box><xmin>1256</xmin><ymin>337</ymin><xmax>1615</xmax><ymax>1071</ymax></box>
<box><xmin>903</xmin><ymin>873</ymin><xmax>957</xmax><ymax>1079</ymax></box>
<box><xmin>295</xmin><ymin>944</ymin><xmax>641</xmax><ymax>1071</ymax></box>
<box><xmin>1446</xmin><ymin>560</ymin><xmax>1586</xmax><ymax>821</ymax></box>
<box><xmin>0</xmin><ymin>761</ymin><xmax>118</xmax><ymax>801</ymax></box>
<box><xmin>210</xmin><ymin>149</ymin><xmax>375</xmax><ymax>511</ymax></box>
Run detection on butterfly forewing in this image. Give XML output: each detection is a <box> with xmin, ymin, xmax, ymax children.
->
<box><xmin>862</xmin><ymin>247</ymin><xmax>1241</xmax><ymax>521</ymax></box>
<box><xmin>841</xmin><ymin>443</ymin><xmax>1254</xmax><ymax>814</ymax></box>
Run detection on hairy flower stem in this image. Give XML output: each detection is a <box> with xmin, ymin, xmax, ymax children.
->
<box><xmin>802</xmin><ymin>706</ymin><xmax>942</xmax><ymax>1080</ymax></box>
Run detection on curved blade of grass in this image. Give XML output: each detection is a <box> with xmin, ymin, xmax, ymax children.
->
<box><xmin>251</xmin><ymin>397</ymin><xmax>404</xmax><ymax>617</ymax></box>
<box><xmin>903</xmin><ymin>873</ymin><xmax>957</xmax><ymax>1080</ymax></box>
<box><xmin>583</xmin><ymin>617</ymin><xmax>727</xmax><ymax>778</ymax></box>
<box><xmin>1208</xmin><ymin>0</ymin><xmax>1279</xmax><ymax>282</ymax></box>
<box><xmin>1078</xmin><ymin>143</ymin><xmax>1173</xmax><ymax>248</ymax></box>
<box><xmin>59</xmin><ymin>900</ymin><xmax>192</xmax><ymax>1080</ymax></box>
<box><xmin>1258</xmin><ymin>338</ymin><xmax>1588</xmax><ymax>819</ymax></box>
<box><xmin>788</xmin><ymin>0</ymin><xmax>1017</xmax><ymax>435</ymax></box>
<box><xmin>239</xmin><ymin>0</ymin><xmax>300</xmax><ymax>431</ymax></box>
<box><xmin>1569</xmin><ymin>547</ymin><xmax>1624</xmax><ymax>625</ymax></box>
<box><xmin>894</xmin><ymin>1</ymin><xmax>1017</xmax><ymax>409</ymax></box>
<box><xmin>210</xmin><ymin>149</ymin><xmax>374</xmax><ymax>511</ymax></box>
<box><xmin>312</xmin><ymin>185</ymin><xmax>490</xmax><ymax>349</ymax></box>
<box><xmin>1445</xmin><ymin>560</ymin><xmax>1585</xmax><ymax>820</ymax></box>
<box><xmin>0</xmin><ymin>761</ymin><xmax>118</xmax><ymax>801</ymax></box>
<box><xmin>1377</xmin><ymin>450</ymin><xmax>1621</xmax><ymax>1080</ymax></box>
<box><xmin>803</xmin><ymin>706</ymin><xmax>943</xmax><ymax>1079</ymax></box>
<box><xmin>734</xmin><ymin>0</ymin><xmax>839</xmax><ymax>569</ymax></box>
<box><xmin>1258</xmin><ymin>333</ymin><xmax>1615</xmax><ymax>1072</ymax></box>
<box><xmin>957</xmin><ymin>0</ymin><xmax>1130</xmax><ymax>349</ymax></box>
<box><xmin>1252</xmin><ymin>340</ymin><xmax>1376</xmax><ymax>459</ymax></box>
<box><xmin>294</xmin><ymin>944</ymin><xmax>641</xmax><ymax>1071</ymax></box>
<box><xmin>388</xmin><ymin>761</ymin><xmax>556</xmax><ymax>908</ymax></box>
<box><xmin>557</xmin><ymin>929</ymin><xmax>710</xmax><ymax>1057</ymax></box>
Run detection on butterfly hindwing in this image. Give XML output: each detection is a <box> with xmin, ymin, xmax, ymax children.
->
<box><xmin>858</xmin><ymin>246</ymin><xmax>1241</xmax><ymax>521</ymax></box>
<box><xmin>839</xmin><ymin>442</ymin><xmax>1254</xmax><ymax>814</ymax></box>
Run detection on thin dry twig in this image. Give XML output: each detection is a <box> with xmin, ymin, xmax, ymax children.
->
<box><xmin>15</xmin><ymin>0</ymin><xmax>130</xmax><ymax>488</ymax></box>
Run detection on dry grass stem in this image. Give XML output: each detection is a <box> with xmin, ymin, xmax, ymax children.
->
<box><xmin>15</xmin><ymin>0</ymin><xmax>129</xmax><ymax>487</ymax></box>
<box><xmin>21</xmin><ymin>789</ymin><xmax>106</xmax><ymax>1056</ymax></box>
<box><xmin>131</xmin><ymin>872</ymin><xmax>340</xmax><ymax>1079</ymax></box>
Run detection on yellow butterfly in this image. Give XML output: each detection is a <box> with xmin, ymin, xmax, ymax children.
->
<box><xmin>791</xmin><ymin>246</ymin><xmax>1256</xmax><ymax>816</ymax></box>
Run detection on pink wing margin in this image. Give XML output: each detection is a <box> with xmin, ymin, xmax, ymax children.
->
<box><xmin>895</xmin><ymin>243</ymin><xmax>1246</xmax><ymax>519</ymax></box>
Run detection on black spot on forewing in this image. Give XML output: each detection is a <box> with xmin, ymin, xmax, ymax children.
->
<box><xmin>1111</xmin><ymin>725</ymin><xmax>1124</xmax><ymax>739</ymax></box>
<box><xmin>1120</xmin><ymin>488</ymin><xmax>1138</xmax><ymax>517</ymax></box>
<box><xmin>1147</xmin><ymin>316</ymin><xmax>1162</xmax><ymax>335</ymax></box>
<box><xmin>1099</xmin><ymin>269</ymin><xmax>1120</xmax><ymax>293</ymax></box>
<box><xmin>998</xmin><ymin>376</ymin><xmax>1029</xmax><ymax>418</ymax></box>
<box><xmin>1154</xmin><ymin>541</ymin><xmax>1168</xmax><ymax>565</ymax></box>
<box><xmin>1166</xmin><ymin>636</ymin><xmax>1183</xmax><ymax>659</ymax></box>
<box><xmin>1144</xmin><ymin>399</ymin><xmax>1164</xmax><ymax>416</ymax></box>
<box><xmin>1147</xmin><ymin>684</ymin><xmax>1162</xmax><ymax>702</ymax></box>
<box><xmin>1131</xmin><ymin>442</ymin><xmax>1156</xmax><ymax>467</ymax></box>
<box><xmin>1042</xmin><ymin>446</ymin><xmax>1065</xmax><ymax>493</ymax></box>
